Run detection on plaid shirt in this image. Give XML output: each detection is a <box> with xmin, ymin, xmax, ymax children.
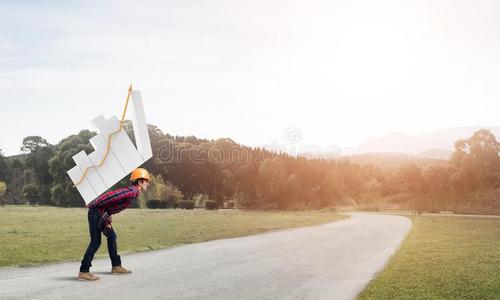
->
<box><xmin>87</xmin><ymin>185</ymin><xmax>139</xmax><ymax>218</ymax></box>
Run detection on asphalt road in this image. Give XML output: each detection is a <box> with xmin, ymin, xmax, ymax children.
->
<box><xmin>0</xmin><ymin>213</ymin><xmax>411</xmax><ymax>300</ymax></box>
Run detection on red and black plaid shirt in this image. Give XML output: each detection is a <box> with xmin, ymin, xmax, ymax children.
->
<box><xmin>87</xmin><ymin>185</ymin><xmax>139</xmax><ymax>216</ymax></box>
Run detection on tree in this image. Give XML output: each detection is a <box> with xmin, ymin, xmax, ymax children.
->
<box><xmin>5</xmin><ymin>159</ymin><xmax>24</xmax><ymax>204</ymax></box>
<box><xmin>10</xmin><ymin>159</ymin><xmax>23</xmax><ymax>169</ymax></box>
<box><xmin>452</xmin><ymin>130</ymin><xmax>500</xmax><ymax>168</ymax></box>
<box><xmin>0</xmin><ymin>149</ymin><xmax>9</xmax><ymax>182</ymax></box>
<box><xmin>47</xmin><ymin>130</ymin><xmax>97</xmax><ymax>207</ymax></box>
<box><xmin>22</xmin><ymin>183</ymin><xmax>40</xmax><ymax>205</ymax></box>
<box><xmin>221</xmin><ymin>169</ymin><xmax>235</xmax><ymax>199</ymax></box>
<box><xmin>21</xmin><ymin>136</ymin><xmax>50</xmax><ymax>154</ymax></box>
<box><xmin>319</xmin><ymin>169</ymin><xmax>346</xmax><ymax>207</ymax></box>
<box><xmin>398</xmin><ymin>163</ymin><xmax>423</xmax><ymax>193</ymax></box>
<box><xmin>165</xmin><ymin>181</ymin><xmax>184</xmax><ymax>203</ymax></box>
<box><xmin>20</xmin><ymin>136</ymin><xmax>54</xmax><ymax>185</ymax></box>
<box><xmin>467</xmin><ymin>130</ymin><xmax>499</xmax><ymax>165</ymax></box>
<box><xmin>397</xmin><ymin>163</ymin><xmax>424</xmax><ymax>213</ymax></box>
<box><xmin>0</xmin><ymin>181</ymin><xmax>6</xmax><ymax>206</ymax></box>
<box><xmin>451</xmin><ymin>129</ymin><xmax>500</xmax><ymax>190</ymax></box>
<box><xmin>50</xmin><ymin>184</ymin><xmax>66</xmax><ymax>206</ymax></box>
<box><xmin>423</xmin><ymin>166</ymin><xmax>451</xmax><ymax>211</ymax></box>
<box><xmin>142</xmin><ymin>174</ymin><xmax>183</xmax><ymax>208</ymax></box>
<box><xmin>285</xmin><ymin>174</ymin><xmax>303</xmax><ymax>208</ymax></box>
<box><xmin>255</xmin><ymin>158</ymin><xmax>287</xmax><ymax>208</ymax></box>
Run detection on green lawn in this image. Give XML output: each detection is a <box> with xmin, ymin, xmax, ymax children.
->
<box><xmin>358</xmin><ymin>215</ymin><xmax>500</xmax><ymax>300</ymax></box>
<box><xmin>0</xmin><ymin>206</ymin><xmax>347</xmax><ymax>267</ymax></box>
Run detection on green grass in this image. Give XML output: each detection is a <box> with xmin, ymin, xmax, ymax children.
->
<box><xmin>0</xmin><ymin>206</ymin><xmax>347</xmax><ymax>267</ymax></box>
<box><xmin>358</xmin><ymin>215</ymin><xmax>500</xmax><ymax>300</ymax></box>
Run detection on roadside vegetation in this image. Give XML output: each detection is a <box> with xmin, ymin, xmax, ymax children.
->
<box><xmin>358</xmin><ymin>215</ymin><xmax>500</xmax><ymax>300</ymax></box>
<box><xmin>0</xmin><ymin>127</ymin><xmax>498</xmax><ymax>215</ymax></box>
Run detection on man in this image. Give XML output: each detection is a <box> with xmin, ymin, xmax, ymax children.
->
<box><xmin>78</xmin><ymin>168</ymin><xmax>150</xmax><ymax>281</ymax></box>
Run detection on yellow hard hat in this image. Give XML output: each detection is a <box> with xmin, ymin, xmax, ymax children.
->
<box><xmin>130</xmin><ymin>168</ymin><xmax>150</xmax><ymax>182</ymax></box>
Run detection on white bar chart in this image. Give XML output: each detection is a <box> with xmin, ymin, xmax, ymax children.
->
<box><xmin>67</xmin><ymin>90</ymin><xmax>153</xmax><ymax>205</ymax></box>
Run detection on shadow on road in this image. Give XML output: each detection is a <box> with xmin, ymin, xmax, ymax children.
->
<box><xmin>51</xmin><ymin>276</ymin><xmax>80</xmax><ymax>281</ymax></box>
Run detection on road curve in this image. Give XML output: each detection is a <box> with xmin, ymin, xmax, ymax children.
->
<box><xmin>0</xmin><ymin>213</ymin><xmax>411</xmax><ymax>300</ymax></box>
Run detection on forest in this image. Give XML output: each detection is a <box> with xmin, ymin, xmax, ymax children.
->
<box><xmin>0</xmin><ymin>124</ymin><xmax>498</xmax><ymax>215</ymax></box>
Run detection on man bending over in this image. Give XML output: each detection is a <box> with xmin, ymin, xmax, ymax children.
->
<box><xmin>78</xmin><ymin>168</ymin><xmax>150</xmax><ymax>281</ymax></box>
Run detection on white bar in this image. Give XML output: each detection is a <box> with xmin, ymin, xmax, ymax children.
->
<box><xmin>130</xmin><ymin>90</ymin><xmax>153</xmax><ymax>161</ymax></box>
<box><xmin>72</xmin><ymin>150</ymin><xmax>108</xmax><ymax>197</ymax></box>
<box><xmin>89</xmin><ymin>133</ymin><xmax>127</xmax><ymax>184</ymax></box>
<box><xmin>88</xmin><ymin>151</ymin><xmax>114</xmax><ymax>189</ymax></box>
<box><xmin>108</xmin><ymin>116</ymin><xmax>145</xmax><ymax>168</ymax></box>
<box><xmin>67</xmin><ymin>165</ymin><xmax>97</xmax><ymax>204</ymax></box>
<box><xmin>92</xmin><ymin>115</ymin><xmax>137</xmax><ymax>174</ymax></box>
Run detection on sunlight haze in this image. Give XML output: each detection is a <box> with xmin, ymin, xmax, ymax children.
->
<box><xmin>1</xmin><ymin>0</ymin><xmax>499</xmax><ymax>155</ymax></box>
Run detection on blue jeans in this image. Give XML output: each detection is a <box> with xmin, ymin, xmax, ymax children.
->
<box><xmin>79</xmin><ymin>208</ymin><xmax>121</xmax><ymax>272</ymax></box>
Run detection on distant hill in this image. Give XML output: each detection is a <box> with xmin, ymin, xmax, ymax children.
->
<box><xmin>416</xmin><ymin>148</ymin><xmax>452</xmax><ymax>160</ymax></box>
<box><xmin>343</xmin><ymin>127</ymin><xmax>500</xmax><ymax>159</ymax></box>
<box><xmin>345</xmin><ymin>152</ymin><xmax>449</xmax><ymax>170</ymax></box>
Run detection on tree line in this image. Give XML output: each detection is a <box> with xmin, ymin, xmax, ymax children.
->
<box><xmin>0</xmin><ymin>125</ymin><xmax>498</xmax><ymax>214</ymax></box>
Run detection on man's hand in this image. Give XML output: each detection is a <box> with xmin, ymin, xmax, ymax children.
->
<box><xmin>97</xmin><ymin>212</ymin><xmax>112</xmax><ymax>231</ymax></box>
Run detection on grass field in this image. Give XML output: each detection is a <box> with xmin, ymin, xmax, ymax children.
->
<box><xmin>0</xmin><ymin>206</ymin><xmax>347</xmax><ymax>267</ymax></box>
<box><xmin>358</xmin><ymin>215</ymin><xmax>500</xmax><ymax>300</ymax></box>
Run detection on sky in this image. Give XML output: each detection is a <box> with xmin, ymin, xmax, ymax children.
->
<box><xmin>1</xmin><ymin>0</ymin><xmax>499</xmax><ymax>156</ymax></box>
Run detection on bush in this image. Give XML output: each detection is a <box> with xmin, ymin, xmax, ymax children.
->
<box><xmin>177</xmin><ymin>200</ymin><xmax>195</xmax><ymax>209</ymax></box>
<box><xmin>146</xmin><ymin>199</ymin><xmax>161</xmax><ymax>209</ymax></box>
<box><xmin>205</xmin><ymin>200</ymin><xmax>218</xmax><ymax>210</ymax></box>
<box><xmin>146</xmin><ymin>199</ymin><xmax>169</xmax><ymax>209</ymax></box>
<box><xmin>143</xmin><ymin>174</ymin><xmax>184</xmax><ymax>207</ymax></box>
<box><xmin>22</xmin><ymin>183</ymin><xmax>40</xmax><ymax>205</ymax></box>
<box><xmin>193</xmin><ymin>193</ymin><xmax>209</xmax><ymax>208</ymax></box>
<box><xmin>0</xmin><ymin>181</ymin><xmax>6</xmax><ymax>206</ymax></box>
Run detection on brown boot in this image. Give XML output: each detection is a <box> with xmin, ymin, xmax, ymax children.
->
<box><xmin>111</xmin><ymin>266</ymin><xmax>132</xmax><ymax>274</ymax></box>
<box><xmin>78</xmin><ymin>272</ymin><xmax>100</xmax><ymax>281</ymax></box>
